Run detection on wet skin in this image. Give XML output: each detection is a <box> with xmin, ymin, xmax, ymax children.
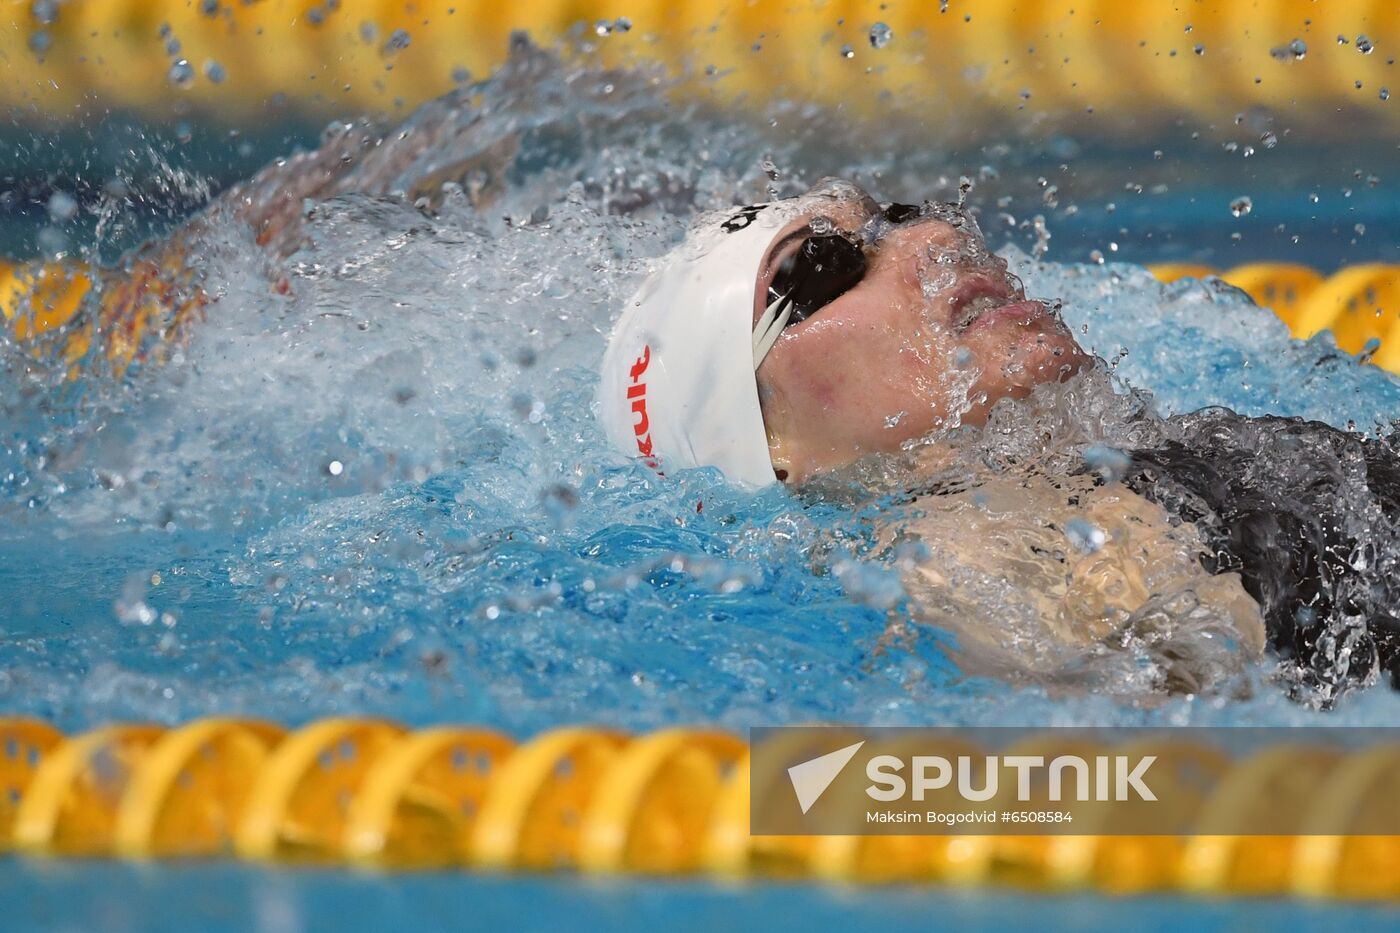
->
<box><xmin>752</xmin><ymin>192</ymin><xmax>1092</xmax><ymax>482</ymax></box>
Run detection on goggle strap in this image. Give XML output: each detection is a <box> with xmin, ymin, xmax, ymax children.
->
<box><xmin>751</xmin><ymin>292</ymin><xmax>793</xmax><ymax>369</ymax></box>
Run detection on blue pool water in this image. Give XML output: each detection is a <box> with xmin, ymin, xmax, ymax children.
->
<box><xmin>5</xmin><ymin>861</ymin><xmax>1400</xmax><ymax>933</ymax></box>
<box><xmin>4</xmin><ymin>43</ymin><xmax>1400</xmax><ymax>928</ymax></box>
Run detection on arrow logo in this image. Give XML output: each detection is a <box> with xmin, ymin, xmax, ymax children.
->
<box><xmin>787</xmin><ymin>740</ymin><xmax>865</xmax><ymax>814</ymax></box>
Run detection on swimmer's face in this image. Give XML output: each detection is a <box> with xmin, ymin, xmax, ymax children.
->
<box><xmin>754</xmin><ymin>187</ymin><xmax>1090</xmax><ymax>482</ymax></box>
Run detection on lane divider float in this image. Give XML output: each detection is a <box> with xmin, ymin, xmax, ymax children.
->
<box><xmin>3</xmin><ymin>716</ymin><xmax>1400</xmax><ymax>899</ymax></box>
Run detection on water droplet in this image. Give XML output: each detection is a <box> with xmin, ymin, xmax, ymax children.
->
<box><xmin>839</xmin><ymin>43</ymin><xmax>854</xmax><ymax>59</ymax></box>
<box><xmin>1065</xmin><ymin>518</ymin><xmax>1106</xmax><ymax>554</ymax></box>
<box><xmin>1230</xmin><ymin>195</ymin><xmax>1252</xmax><ymax>217</ymax></box>
<box><xmin>203</xmin><ymin>59</ymin><xmax>226</xmax><ymax>83</ymax></box>
<box><xmin>1357</xmin><ymin>35</ymin><xmax>1374</xmax><ymax>55</ymax></box>
<box><xmin>168</xmin><ymin>59</ymin><xmax>194</xmax><ymax>87</ymax></box>
<box><xmin>37</xmin><ymin>226</ymin><xmax>67</xmax><ymax>257</ymax></box>
<box><xmin>46</xmin><ymin>190</ymin><xmax>78</xmax><ymax>222</ymax></box>
<box><xmin>869</xmin><ymin>22</ymin><xmax>892</xmax><ymax>49</ymax></box>
<box><xmin>31</xmin><ymin>0</ymin><xmax>59</xmax><ymax>25</ymax></box>
<box><xmin>381</xmin><ymin>28</ymin><xmax>410</xmax><ymax>56</ymax></box>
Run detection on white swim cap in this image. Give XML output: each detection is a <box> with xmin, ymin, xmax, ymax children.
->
<box><xmin>598</xmin><ymin>202</ymin><xmax>794</xmax><ymax>489</ymax></box>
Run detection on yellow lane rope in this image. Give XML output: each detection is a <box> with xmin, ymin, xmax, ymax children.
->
<box><xmin>1148</xmin><ymin>262</ymin><xmax>1400</xmax><ymax>371</ymax></box>
<box><xmin>3</xmin><ymin>717</ymin><xmax>1400</xmax><ymax>898</ymax></box>
<box><xmin>3</xmin><ymin>258</ymin><xmax>1396</xmax><ymax>376</ymax></box>
<box><xmin>0</xmin><ymin>1</ymin><xmax>1395</xmax><ymax>127</ymax></box>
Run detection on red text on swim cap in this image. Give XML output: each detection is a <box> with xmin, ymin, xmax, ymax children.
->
<box><xmin>627</xmin><ymin>345</ymin><xmax>661</xmax><ymax>471</ymax></box>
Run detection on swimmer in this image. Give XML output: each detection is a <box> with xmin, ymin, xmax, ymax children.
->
<box><xmin>599</xmin><ymin>179</ymin><xmax>1400</xmax><ymax>705</ymax></box>
<box><xmin>20</xmin><ymin>82</ymin><xmax>1394</xmax><ymax>704</ymax></box>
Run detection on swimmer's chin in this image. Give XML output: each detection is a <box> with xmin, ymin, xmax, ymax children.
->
<box><xmin>769</xmin><ymin>356</ymin><xmax>1097</xmax><ymax>489</ymax></box>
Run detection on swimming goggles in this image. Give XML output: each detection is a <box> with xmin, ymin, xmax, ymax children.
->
<box><xmin>751</xmin><ymin>202</ymin><xmax>922</xmax><ymax>368</ymax></box>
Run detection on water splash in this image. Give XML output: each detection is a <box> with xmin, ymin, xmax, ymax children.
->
<box><xmin>4</xmin><ymin>44</ymin><xmax>1400</xmax><ymax>730</ymax></box>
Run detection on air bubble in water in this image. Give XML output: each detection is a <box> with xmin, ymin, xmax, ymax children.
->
<box><xmin>168</xmin><ymin>59</ymin><xmax>194</xmax><ymax>87</ymax></box>
<box><xmin>1261</xmin><ymin>130</ymin><xmax>1278</xmax><ymax>148</ymax></box>
<box><xmin>1356</xmin><ymin>35</ymin><xmax>1374</xmax><ymax>55</ymax></box>
<box><xmin>1194</xmin><ymin>44</ymin><xmax>1205</xmax><ymax>55</ymax></box>
<box><xmin>1270</xmin><ymin>38</ymin><xmax>1307</xmax><ymax>61</ymax></box>
<box><xmin>839</xmin><ymin>43</ymin><xmax>855</xmax><ymax>59</ymax></box>
<box><xmin>203</xmin><ymin>60</ymin><xmax>226</xmax><ymax>83</ymax></box>
<box><xmin>869</xmin><ymin>22</ymin><xmax>892</xmax><ymax>49</ymax></box>
<box><xmin>1229</xmin><ymin>195</ymin><xmax>1252</xmax><ymax>217</ymax></box>
<box><xmin>1381</xmin><ymin>87</ymin><xmax>1391</xmax><ymax>101</ymax></box>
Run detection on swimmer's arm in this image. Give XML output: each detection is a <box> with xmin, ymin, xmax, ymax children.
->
<box><xmin>217</xmin><ymin>96</ymin><xmax>518</xmax><ymax>259</ymax></box>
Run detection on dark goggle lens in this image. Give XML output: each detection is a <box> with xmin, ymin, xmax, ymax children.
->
<box><xmin>768</xmin><ymin>234</ymin><xmax>868</xmax><ymax>325</ymax></box>
<box><xmin>881</xmin><ymin>201</ymin><xmax>922</xmax><ymax>224</ymax></box>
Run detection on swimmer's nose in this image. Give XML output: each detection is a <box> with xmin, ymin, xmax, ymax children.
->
<box><xmin>868</xmin><ymin>217</ymin><xmax>963</xmax><ymax>260</ymax></box>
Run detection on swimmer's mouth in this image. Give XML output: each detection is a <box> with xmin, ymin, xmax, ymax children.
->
<box><xmin>949</xmin><ymin>276</ymin><xmax>1022</xmax><ymax>333</ymax></box>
